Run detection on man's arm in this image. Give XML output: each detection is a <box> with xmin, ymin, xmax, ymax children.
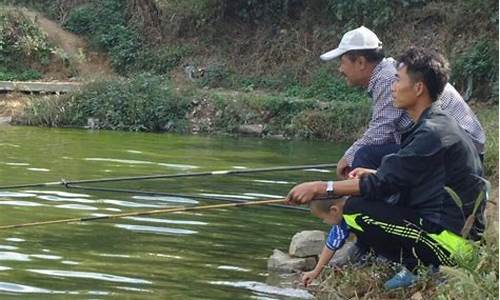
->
<box><xmin>342</xmin><ymin>80</ymin><xmax>403</xmax><ymax>166</ymax></box>
<box><xmin>285</xmin><ymin>180</ymin><xmax>361</xmax><ymax>205</ymax></box>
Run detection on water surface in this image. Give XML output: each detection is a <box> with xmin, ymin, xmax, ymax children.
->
<box><xmin>0</xmin><ymin>126</ymin><xmax>347</xmax><ymax>299</ymax></box>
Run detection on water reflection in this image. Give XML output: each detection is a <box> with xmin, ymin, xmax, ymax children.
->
<box><xmin>28</xmin><ymin>269</ymin><xmax>152</xmax><ymax>284</ymax></box>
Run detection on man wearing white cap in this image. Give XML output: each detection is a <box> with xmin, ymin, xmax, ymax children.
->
<box><xmin>322</xmin><ymin>26</ymin><xmax>485</xmax><ymax>179</ymax></box>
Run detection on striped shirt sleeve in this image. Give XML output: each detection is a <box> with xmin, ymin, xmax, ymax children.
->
<box><xmin>326</xmin><ymin>219</ymin><xmax>350</xmax><ymax>251</ymax></box>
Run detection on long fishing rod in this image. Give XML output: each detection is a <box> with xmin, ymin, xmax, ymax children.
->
<box><xmin>0</xmin><ymin>198</ymin><xmax>289</xmax><ymax>230</ymax></box>
<box><xmin>0</xmin><ymin>163</ymin><xmax>337</xmax><ymax>190</ymax></box>
<box><xmin>65</xmin><ymin>184</ymin><xmax>307</xmax><ymax>211</ymax></box>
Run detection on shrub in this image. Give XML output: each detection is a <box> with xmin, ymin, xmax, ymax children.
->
<box><xmin>286</xmin><ymin>67</ymin><xmax>369</xmax><ymax>102</ymax></box>
<box><xmin>65</xmin><ymin>74</ymin><xmax>191</xmax><ymax>132</ymax></box>
<box><xmin>452</xmin><ymin>40</ymin><xmax>499</xmax><ymax>102</ymax></box>
<box><xmin>325</xmin><ymin>0</ymin><xmax>427</xmax><ymax>30</ymax></box>
<box><xmin>289</xmin><ymin>100</ymin><xmax>371</xmax><ymax>140</ymax></box>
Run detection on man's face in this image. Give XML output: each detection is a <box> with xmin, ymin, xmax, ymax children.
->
<box><xmin>338</xmin><ymin>55</ymin><xmax>365</xmax><ymax>87</ymax></box>
<box><xmin>392</xmin><ymin>65</ymin><xmax>419</xmax><ymax>109</ymax></box>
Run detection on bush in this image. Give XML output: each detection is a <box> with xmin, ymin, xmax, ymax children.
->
<box><xmin>0</xmin><ymin>9</ymin><xmax>53</xmax><ymax>65</ymax></box>
<box><xmin>289</xmin><ymin>100</ymin><xmax>371</xmax><ymax>140</ymax></box>
<box><xmin>286</xmin><ymin>67</ymin><xmax>369</xmax><ymax>102</ymax></box>
<box><xmin>0</xmin><ymin>67</ymin><xmax>42</xmax><ymax>81</ymax></box>
<box><xmin>452</xmin><ymin>40</ymin><xmax>499</xmax><ymax>102</ymax></box>
<box><xmin>61</xmin><ymin>74</ymin><xmax>191</xmax><ymax>132</ymax></box>
<box><xmin>325</xmin><ymin>0</ymin><xmax>427</xmax><ymax>30</ymax></box>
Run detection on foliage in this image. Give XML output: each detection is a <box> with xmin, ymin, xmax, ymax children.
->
<box><xmin>286</xmin><ymin>67</ymin><xmax>369</xmax><ymax>102</ymax></box>
<box><xmin>451</xmin><ymin>40</ymin><xmax>499</xmax><ymax>102</ymax></box>
<box><xmin>67</xmin><ymin>73</ymin><xmax>190</xmax><ymax>131</ymax></box>
<box><xmin>0</xmin><ymin>67</ymin><xmax>42</xmax><ymax>81</ymax></box>
<box><xmin>23</xmin><ymin>74</ymin><xmax>191</xmax><ymax>132</ymax></box>
<box><xmin>476</xmin><ymin>105</ymin><xmax>499</xmax><ymax>179</ymax></box>
<box><xmin>0</xmin><ymin>9</ymin><xmax>53</xmax><ymax>65</ymax></box>
<box><xmin>325</xmin><ymin>0</ymin><xmax>427</xmax><ymax>30</ymax></box>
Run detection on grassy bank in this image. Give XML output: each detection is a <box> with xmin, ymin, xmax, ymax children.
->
<box><xmin>17</xmin><ymin>73</ymin><xmax>372</xmax><ymax>142</ymax></box>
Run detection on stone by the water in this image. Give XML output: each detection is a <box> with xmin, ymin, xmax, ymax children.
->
<box><xmin>267</xmin><ymin>249</ymin><xmax>316</xmax><ymax>273</ymax></box>
<box><xmin>289</xmin><ymin>230</ymin><xmax>325</xmax><ymax>258</ymax></box>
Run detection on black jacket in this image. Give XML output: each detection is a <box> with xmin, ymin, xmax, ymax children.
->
<box><xmin>360</xmin><ymin>105</ymin><xmax>484</xmax><ymax>237</ymax></box>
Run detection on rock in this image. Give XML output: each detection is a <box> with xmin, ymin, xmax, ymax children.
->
<box><xmin>328</xmin><ymin>240</ymin><xmax>360</xmax><ymax>267</ymax></box>
<box><xmin>238</xmin><ymin>124</ymin><xmax>264</xmax><ymax>136</ymax></box>
<box><xmin>0</xmin><ymin>116</ymin><xmax>12</xmax><ymax>125</ymax></box>
<box><xmin>267</xmin><ymin>249</ymin><xmax>316</xmax><ymax>273</ymax></box>
<box><xmin>289</xmin><ymin>230</ymin><xmax>325</xmax><ymax>258</ymax></box>
<box><xmin>86</xmin><ymin>118</ymin><xmax>99</xmax><ymax>129</ymax></box>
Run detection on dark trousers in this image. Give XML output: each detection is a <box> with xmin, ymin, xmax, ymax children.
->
<box><xmin>343</xmin><ymin>197</ymin><xmax>457</xmax><ymax>271</ymax></box>
<box><xmin>352</xmin><ymin>143</ymin><xmax>484</xmax><ymax>169</ymax></box>
<box><xmin>352</xmin><ymin>144</ymin><xmax>400</xmax><ymax>169</ymax></box>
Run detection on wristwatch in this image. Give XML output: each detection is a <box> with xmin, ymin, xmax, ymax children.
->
<box><xmin>326</xmin><ymin>181</ymin><xmax>335</xmax><ymax>198</ymax></box>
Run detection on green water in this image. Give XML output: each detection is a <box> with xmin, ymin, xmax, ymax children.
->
<box><xmin>0</xmin><ymin>126</ymin><xmax>347</xmax><ymax>299</ymax></box>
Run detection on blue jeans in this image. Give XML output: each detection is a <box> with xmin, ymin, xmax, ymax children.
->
<box><xmin>352</xmin><ymin>144</ymin><xmax>401</xmax><ymax>170</ymax></box>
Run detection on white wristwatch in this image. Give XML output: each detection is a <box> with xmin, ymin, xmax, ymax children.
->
<box><xmin>326</xmin><ymin>181</ymin><xmax>335</xmax><ymax>197</ymax></box>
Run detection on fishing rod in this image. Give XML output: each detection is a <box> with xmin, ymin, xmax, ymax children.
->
<box><xmin>0</xmin><ymin>198</ymin><xmax>290</xmax><ymax>230</ymax></box>
<box><xmin>65</xmin><ymin>184</ymin><xmax>307</xmax><ymax>211</ymax></box>
<box><xmin>0</xmin><ymin>163</ymin><xmax>337</xmax><ymax>190</ymax></box>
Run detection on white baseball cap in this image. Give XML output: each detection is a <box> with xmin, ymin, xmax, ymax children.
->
<box><xmin>320</xmin><ymin>26</ymin><xmax>382</xmax><ymax>61</ymax></box>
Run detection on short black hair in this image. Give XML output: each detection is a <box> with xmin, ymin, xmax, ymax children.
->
<box><xmin>343</xmin><ymin>48</ymin><xmax>385</xmax><ymax>63</ymax></box>
<box><xmin>398</xmin><ymin>47</ymin><xmax>450</xmax><ymax>102</ymax></box>
<box><xmin>309</xmin><ymin>196</ymin><xmax>347</xmax><ymax>213</ymax></box>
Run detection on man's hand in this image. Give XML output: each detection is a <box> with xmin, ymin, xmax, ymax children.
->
<box><xmin>285</xmin><ymin>181</ymin><xmax>324</xmax><ymax>205</ymax></box>
<box><xmin>348</xmin><ymin>167</ymin><xmax>376</xmax><ymax>179</ymax></box>
<box><xmin>336</xmin><ymin>157</ymin><xmax>351</xmax><ymax>180</ymax></box>
<box><xmin>301</xmin><ymin>269</ymin><xmax>320</xmax><ymax>287</ymax></box>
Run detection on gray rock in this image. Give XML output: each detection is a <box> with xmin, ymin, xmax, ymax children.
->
<box><xmin>289</xmin><ymin>230</ymin><xmax>325</xmax><ymax>258</ymax></box>
<box><xmin>238</xmin><ymin>124</ymin><xmax>264</xmax><ymax>136</ymax></box>
<box><xmin>267</xmin><ymin>249</ymin><xmax>316</xmax><ymax>273</ymax></box>
<box><xmin>0</xmin><ymin>116</ymin><xmax>12</xmax><ymax>125</ymax></box>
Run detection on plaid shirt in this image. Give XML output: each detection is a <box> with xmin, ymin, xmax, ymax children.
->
<box><xmin>344</xmin><ymin>59</ymin><xmax>402</xmax><ymax>165</ymax></box>
<box><xmin>344</xmin><ymin>60</ymin><xmax>486</xmax><ymax>165</ymax></box>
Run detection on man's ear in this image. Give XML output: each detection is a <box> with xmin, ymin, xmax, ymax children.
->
<box><xmin>414</xmin><ymin>81</ymin><xmax>425</xmax><ymax>98</ymax></box>
<box><xmin>356</xmin><ymin>56</ymin><xmax>367</xmax><ymax>70</ymax></box>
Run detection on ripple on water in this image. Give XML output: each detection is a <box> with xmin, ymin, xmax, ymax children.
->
<box><xmin>125</xmin><ymin>216</ymin><xmax>207</xmax><ymax>226</ymax></box>
<box><xmin>216</xmin><ymin>265</ymin><xmax>251</xmax><ymax>272</ymax></box>
<box><xmin>0</xmin><ymin>252</ymin><xmax>31</xmax><ymax>261</ymax></box>
<box><xmin>0</xmin><ymin>192</ymin><xmax>36</xmax><ymax>198</ymax></box>
<box><xmin>102</xmin><ymin>199</ymin><xmax>163</xmax><ymax>208</ymax></box>
<box><xmin>28</xmin><ymin>269</ymin><xmax>152</xmax><ymax>284</ymax></box>
<box><xmin>37</xmin><ymin>195</ymin><xmax>96</xmax><ymax>204</ymax></box>
<box><xmin>84</xmin><ymin>158</ymin><xmax>198</xmax><ymax>169</ymax></box>
<box><xmin>0</xmin><ymin>282</ymin><xmax>52</xmax><ymax>294</ymax></box>
<box><xmin>54</xmin><ymin>204</ymin><xmax>98</xmax><ymax>211</ymax></box>
<box><xmin>198</xmin><ymin>193</ymin><xmax>256</xmax><ymax>200</ymax></box>
<box><xmin>0</xmin><ymin>266</ymin><xmax>11</xmax><ymax>271</ymax></box>
<box><xmin>30</xmin><ymin>254</ymin><xmax>62</xmax><ymax>260</ymax></box>
<box><xmin>114</xmin><ymin>224</ymin><xmax>197</xmax><ymax>235</ymax></box>
<box><xmin>5</xmin><ymin>238</ymin><xmax>24</xmax><ymax>242</ymax></box>
<box><xmin>0</xmin><ymin>201</ymin><xmax>43</xmax><ymax>207</ymax></box>
<box><xmin>243</xmin><ymin>193</ymin><xmax>283</xmax><ymax>199</ymax></box>
<box><xmin>26</xmin><ymin>168</ymin><xmax>50</xmax><ymax>172</ymax></box>
<box><xmin>131</xmin><ymin>195</ymin><xmax>198</xmax><ymax>204</ymax></box>
<box><xmin>0</xmin><ymin>245</ymin><xmax>18</xmax><ymax>251</ymax></box>
<box><xmin>208</xmin><ymin>281</ymin><xmax>313</xmax><ymax>299</ymax></box>
<box><xmin>26</xmin><ymin>190</ymin><xmax>91</xmax><ymax>198</ymax></box>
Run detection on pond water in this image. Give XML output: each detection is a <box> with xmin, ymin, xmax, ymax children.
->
<box><xmin>0</xmin><ymin>126</ymin><xmax>347</xmax><ymax>299</ymax></box>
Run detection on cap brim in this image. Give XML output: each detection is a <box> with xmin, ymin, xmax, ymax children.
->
<box><xmin>320</xmin><ymin>48</ymin><xmax>347</xmax><ymax>61</ymax></box>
